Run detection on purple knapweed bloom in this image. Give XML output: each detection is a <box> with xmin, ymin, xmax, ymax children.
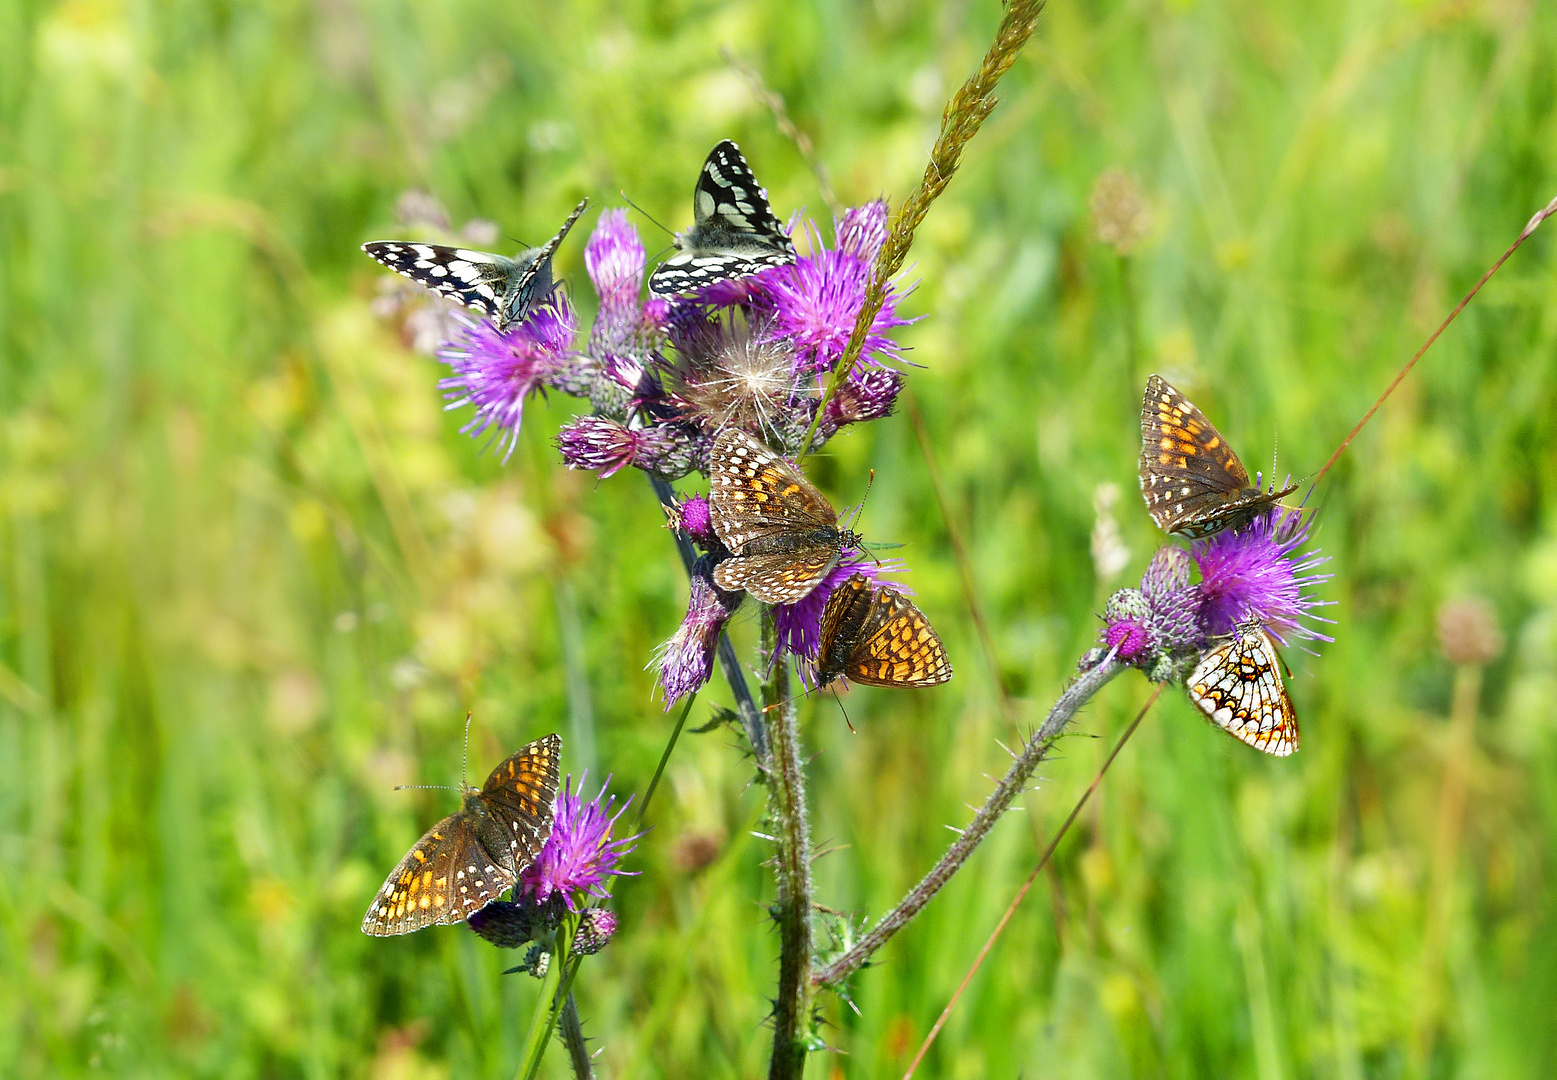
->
<box><xmin>1193</xmin><ymin>506</ymin><xmax>1332</xmax><ymax>646</ymax></box>
<box><xmin>772</xmin><ymin>550</ymin><xmax>905</xmax><ymax>663</ymax></box>
<box><xmin>519</xmin><ymin>774</ymin><xmax>641</xmax><ymax>912</ymax></box>
<box><xmin>757</xmin><ymin>205</ymin><xmax>912</xmax><ymax>377</ymax></box>
<box><xmin>437</xmin><ymin>296</ymin><xmax>577</xmax><ymax>461</ymax></box>
<box><xmin>655</xmin><ymin>558</ymin><xmax>744</xmax><ymax>706</ymax></box>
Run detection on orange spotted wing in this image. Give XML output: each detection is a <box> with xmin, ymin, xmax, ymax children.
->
<box><xmin>1186</xmin><ymin>622</ymin><xmax>1299</xmax><ymax>756</ymax></box>
<box><xmin>708</xmin><ymin>428</ymin><xmax>860</xmax><ymax>604</ymax></box>
<box><xmin>816</xmin><ymin>574</ymin><xmax>953</xmax><ymax>689</ymax></box>
<box><xmin>1139</xmin><ymin>375</ymin><xmax>1297</xmax><ymax>538</ymax></box>
<box><xmin>361</xmin><ymin>733</ymin><xmax>561</xmax><ymax>936</ymax></box>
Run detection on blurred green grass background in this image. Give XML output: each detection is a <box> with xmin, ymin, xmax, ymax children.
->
<box><xmin>3</xmin><ymin>0</ymin><xmax>1557</xmax><ymax>1075</ymax></box>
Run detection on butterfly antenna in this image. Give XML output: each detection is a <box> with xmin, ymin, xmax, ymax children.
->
<box><xmin>461</xmin><ymin>711</ymin><xmax>473</xmax><ymax>789</ymax></box>
<box><xmin>850</xmin><ymin>469</ymin><xmax>875</xmax><ymax>531</ymax></box>
<box><xmin>620</xmin><ymin>191</ymin><xmax>676</xmax><ymax>238</ymax></box>
<box><xmin>392</xmin><ymin>784</ymin><xmax>458</xmax><ymax>792</ymax></box>
<box><xmin>831</xmin><ymin>686</ymin><xmax>856</xmax><ymax>734</ymax></box>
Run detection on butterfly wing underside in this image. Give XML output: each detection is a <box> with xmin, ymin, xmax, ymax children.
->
<box><xmin>1186</xmin><ymin>625</ymin><xmax>1299</xmax><ymax>757</ymax></box>
<box><xmin>649</xmin><ymin>141</ymin><xmax>797</xmax><ymax>295</ymax></box>
<box><xmin>360</xmin><ymin>812</ymin><xmax>513</xmax><ymax>936</ymax></box>
<box><xmin>818</xmin><ymin>575</ymin><xmax>952</xmax><ymax>689</ymax></box>
<box><xmin>476</xmin><ymin>734</ymin><xmax>563</xmax><ymax>871</ymax></box>
<box><xmin>709</xmin><ymin>429</ymin><xmax>843</xmax><ymax>603</ymax></box>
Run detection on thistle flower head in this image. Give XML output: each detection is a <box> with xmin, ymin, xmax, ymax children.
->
<box><xmin>437</xmin><ymin>297</ymin><xmax>577</xmax><ymax>461</ymax></box>
<box><xmin>669</xmin><ymin>312</ymin><xmax>808</xmax><ymax>441</ymax></box>
<box><xmin>586</xmin><ymin>209</ymin><xmax>662</xmax><ymax>360</ymax></box>
<box><xmin>572</xmin><ymin>907</ymin><xmax>620</xmax><ymax>956</ymax></box>
<box><xmin>655</xmin><ymin>558</ymin><xmax>743</xmax><ymax>706</ymax></box>
<box><xmin>1193</xmin><ymin>506</ymin><xmax>1332</xmax><ymax>646</ymax></box>
<box><xmin>821</xmin><ymin>366</ymin><xmax>904</xmax><ymax>434</ymax></box>
<box><xmin>556</xmin><ymin>415</ymin><xmax>702</xmax><ymax>480</ymax></box>
<box><xmin>518</xmin><ymin>774</ymin><xmax>641</xmax><ymax>912</ymax></box>
<box><xmin>665</xmin><ymin>493</ymin><xmax>719</xmax><ymax>550</ymax></box>
<box><xmin>757</xmin><ymin>213</ymin><xmax>912</xmax><ymax>377</ymax></box>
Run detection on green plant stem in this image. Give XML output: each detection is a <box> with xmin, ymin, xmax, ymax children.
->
<box><xmin>559</xmin><ymin>991</ymin><xmax>594</xmax><ymax>1079</ymax></box>
<box><xmin>797</xmin><ymin>0</ymin><xmax>1047</xmax><ymax>461</ymax></box>
<box><xmin>516</xmin><ymin>913</ymin><xmax>582</xmax><ymax>1080</ymax></box>
<box><xmin>812</xmin><ymin>656</ymin><xmax>1123</xmax><ymax>988</ymax></box>
<box><xmin>638</xmin><ymin>692</ymin><xmax>696</xmax><ymax>826</ymax></box>
<box><xmin>762</xmin><ymin>610</ymin><xmax>814</xmax><ymax>1080</ymax></box>
<box><xmin>649</xmin><ymin>475</ymin><xmax>769</xmax><ymax>768</ymax></box>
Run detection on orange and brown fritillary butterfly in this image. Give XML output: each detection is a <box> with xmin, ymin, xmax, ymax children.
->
<box><xmin>708</xmin><ymin>428</ymin><xmax>862</xmax><ymax>605</ymax></box>
<box><xmin>1139</xmin><ymin>375</ymin><xmax>1298</xmax><ymax>538</ymax></box>
<box><xmin>815</xmin><ymin>574</ymin><xmax>953</xmax><ymax>689</ymax></box>
<box><xmin>1185</xmin><ymin>622</ymin><xmax>1299</xmax><ymax>756</ymax></box>
<box><xmin>361</xmin><ymin>733</ymin><xmax>561</xmax><ymax>936</ymax></box>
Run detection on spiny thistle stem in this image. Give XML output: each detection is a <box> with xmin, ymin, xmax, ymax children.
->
<box><xmin>812</xmin><ymin>655</ymin><xmax>1122</xmax><ymax>989</ymax></box>
<box><xmin>902</xmin><ymin>685</ymin><xmax>1163</xmax><ymax>1078</ymax></box>
<box><xmin>649</xmin><ymin>475</ymin><xmax>769</xmax><ymax>767</ymax></box>
<box><xmin>559</xmin><ymin>992</ymin><xmax>594</xmax><ymax>1080</ymax></box>
<box><xmin>762</xmin><ymin>610</ymin><xmax>814</xmax><ymax>1080</ymax></box>
<box><xmin>798</xmin><ymin>0</ymin><xmax>1047</xmax><ymax>461</ymax></box>
<box><xmin>1310</xmin><ymin>193</ymin><xmax>1557</xmax><ymax>488</ymax></box>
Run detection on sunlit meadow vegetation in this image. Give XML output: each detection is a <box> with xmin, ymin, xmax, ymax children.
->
<box><xmin>3</xmin><ymin>0</ymin><xmax>1556</xmax><ymax>1075</ymax></box>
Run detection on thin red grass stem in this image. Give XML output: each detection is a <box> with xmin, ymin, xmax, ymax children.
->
<box><xmin>1310</xmin><ymin>195</ymin><xmax>1557</xmax><ymax>489</ymax></box>
<box><xmin>901</xmin><ymin>685</ymin><xmax>1163</xmax><ymax>1080</ymax></box>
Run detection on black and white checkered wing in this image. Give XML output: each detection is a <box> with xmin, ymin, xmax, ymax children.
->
<box><xmin>363</xmin><ymin>242</ymin><xmax>517</xmax><ymax>323</ymax></box>
<box><xmin>649</xmin><ymin>140</ymin><xmax>797</xmax><ymax>296</ymax></box>
<box><xmin>364</xmin><ymin>197</ymin><xmax>588</xmax><ymax>333</ymax></box>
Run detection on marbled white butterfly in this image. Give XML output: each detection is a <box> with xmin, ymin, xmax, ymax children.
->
<box><xmin>648</xmin><ymin>140</ymin><xmax>797</xmax><ymax>296</ymax></box>
<box><xmin>363</xmin><ymin>198</ymin><xmax>588</xmax><ymax>334</ymax></box>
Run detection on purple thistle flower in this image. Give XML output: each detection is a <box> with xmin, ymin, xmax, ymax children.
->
<box><xmin>437</xmin><ymin>297</ymin><xmax>577</xmax><ymax>461</ymax></box>
<box><xmin>1104</xmin><ymin>618</ymin><xmax>1151</xmax><ymax>662</ymax></box>
<box><xmin>822</xmin><ymin>366</ymin><xmax>904</xmax><ymax>434</ymax></box>
<box><xmin>556</xmin><ymin>415</ymin><xmax>701</xmax><ymax>480</ymax></box>
<box><xmin>665</xmin><ymin>493</ymin><xmax>719</xmax><ymax>549</ymax></box>
<box><xmin>836</xmin><ymin>199</ymin><xmax>890</xmax><ymax>262</ymax></box>
<box><xmin>586</xmin><ymin>210</ymin><xmax>658</xmax><ymax>358</ymax></box>
<box><xmin>772</xmin><ymin>550</ymin><xmax>905</xmax><ymax>662</ymax></box>
<box><xmin>572</xmin><ymin>907</ymin><xmax>619</xmax><ymax>955</ymax></box>
<box><xmin>1193</xmin><ymin>506</ymin><xmax>1333</xmax><ymax>646</ymax></box>
<box><xmin>655</xmin><ymin>558</ymin><xmax>743</xmax><ymax>706</ymax></box>
<box><xmin>757</xmin><ymin>217</ymin><xmax>912</xmax><ymax>376</ymax></box>
<box><xmin>519</xmin><ymin>773</ymin><xmax>642</xmax><ymax>912</ymax></box>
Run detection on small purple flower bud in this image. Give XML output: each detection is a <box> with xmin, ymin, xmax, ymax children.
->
<box><xmin>437</xmin><ymin>298</ymin><xmax>578</xmax><ymax>461</ymax></box>
<box><xmin>836</xmin><ymin>199</ymin><xmax>889</xmax><ymax>263</ymax></box>
<box><xmin>656</xmin><ymin>558</ymin><xmax>744</xmax><ymax>706</ymax></box>
<box><xmin>667</xmin><ymin>494</ymin><xmax>719</xmax><ymax>549</ymax></box>
<box><xmin>1104</xmin><ymin>619</ymin><xmax>1151</xmax><ymax>661</ymax></box>
<box><xmin>1140</xmin><ymin>546</ymin><xmax>1204</xmax><ymax>654</ymax></box>
<box><xmin>1102</xmin><ymin>589</ymin><xmax>1154</xmax><ymax>663</ymax></box>
<box><xmin>519</xmin><ymin>774</ymin><xmax>642</xmax><ymax>912</ymax></box>
<box><xmin>586</xmin><ymin>209</ymin><xmax>645</xmax><ymax>316</ymax></box>
<box><xmin>823</xmin><ymin>366</ymin><xmax>904</xmax><ymax>432</ymax></box>
<box><xmin>1193</xmin><ymin>506</ymin><xmax>1332</xmax><ymax>646</ymax></box>
<box><xmin>572</xmin><ymin>907</ymin><xmax>619</xmax><ymax>956</ymax></box>
<box><xmin>467</xmin><ymin>897</ymin><xmax>546</xmax><ymax>949</ymax></box>
<box><xmin>555</xmin><ymin>416</ymin><xmax>702</xmax><ymax>480</ymax></box>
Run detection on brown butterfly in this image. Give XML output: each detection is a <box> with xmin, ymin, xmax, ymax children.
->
<box><xmin>1185</xmin><ymin>621</ymin><xmax>1299</xmax><ymax>756</ymax></box>
<box><xmin>815</xmin><ymin>574</ymin><xmax>953</xmax><ymax>689</ymax></box>
<box><xmin>1139</xmin><ymin>375</ymin><xmax>1297</xmax><ymax>538</ymax></box>
<box><xmin>708</xmin><ymin>428</ymin><xmax>862</xmax><ymax>605</ymax></box>
<box><xmin>361</xmin><ymin>734</ymin><xmax>561</xmax><ymax>937</ymax></box>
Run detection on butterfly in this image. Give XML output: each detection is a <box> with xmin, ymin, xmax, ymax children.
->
<box><xmin>708</xmin><ymin>428</ymin><xmax>861</xmax><ymax>605</ymax></box>
<box><xmin>1139</xmin><ymin>374</ymin><xmax>1298</xmax><ymax>538</ymax></box>
<box><xmin>362</xmin><ymin>198</ymin><xmax>589</xmax><ymax>334</ymax></box>
<box><xmin>815</xmin><ymin>574</ymin><xmax>953</xmax><ymax>689</ymax></box>
<box><xmin>1185</xmin><ymin>622</ymin><xmax>1299</xmax><ymax>756</ymax></box>
<box><xmin>361</xmin><ymin>733</ymin><xmax>562</xmax><ymax>936</ymax></box>
<box><xmin>647</xmin><ymin>140</ymin><xmax>797</xmax><ymax>296</ymax></box>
